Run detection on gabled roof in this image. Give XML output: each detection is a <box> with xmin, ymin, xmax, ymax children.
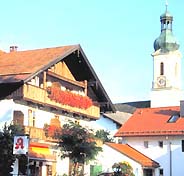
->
<box><xmin>0</xmin><ymin>44</ymin><xmax>115</xmax><ymax>112</ymax></box>
<box><xmin>115</xmin><ymin>100</ymin><xmax>150</xmax><ymax>114</ymax></box>
<box><xmin>0</xmin><ymin>45</ymin><xmax>77</xmax><ymax>82</ymax></box>
<box><xmin>106</xmin><ymin>142</ymin><xmax>159</xmax><ymax>168</ymax></box>
<box><xmin>102</xmin><ymin>101</ymin><xmax>150</xmax><ymax>125</ymax></box>
<box><xmin>115</xmin><ymin>106</ymin><xmax>184</xmax><ymax>137</ymax></box>
<box><xmin>103</xmin><ymin>111</ymin><xmax>132</xmax><ymax>125</ymax></box>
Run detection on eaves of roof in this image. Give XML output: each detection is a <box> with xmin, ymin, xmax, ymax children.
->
<box><xmin>106</xmin><ymin>142</ymin><xmax>159</xmax><ymax>168</ymax></box>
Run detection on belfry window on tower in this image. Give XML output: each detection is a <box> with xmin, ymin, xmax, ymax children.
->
<box><xmin>160</xmin><ymin>62</ymin><xmax>164</xmax><ymax>75</ymax></box>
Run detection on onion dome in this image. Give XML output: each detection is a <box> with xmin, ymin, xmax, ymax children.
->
<box><xmin>153</xmin><ymin>7</ymin><xmax>179</xmax><ymax>52</ymax></box>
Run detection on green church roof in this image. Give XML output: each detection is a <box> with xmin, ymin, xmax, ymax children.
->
<box><xmin>154</xmin><ymin>30</ymin><xmax>179</xmax><ymax>52</ymax></box>
<box><xmin>154</xmin><ymin>8</ymin><xmax>179</xmax><ymax>52</ymax></box>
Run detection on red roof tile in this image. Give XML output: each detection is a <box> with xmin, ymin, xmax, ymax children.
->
<box><xmin>0</xmin><ymin>45</ymin><xmax>78</xmax><ymax>83</ymax></box>
<box><xmin>115</xmin><ymin>106</ymin><xmax>184</xmax><ymax>137</ymax></box>
<box><xmin>106</xmin><ymin>142</ymin><xmax>159</xmax><ymax>168</ymax></box>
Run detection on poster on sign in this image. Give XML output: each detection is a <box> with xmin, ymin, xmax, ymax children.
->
<box><xmin>13</xmin><ymin>136</ymin><xmax>29</xmax><ymax>155</ymax></box>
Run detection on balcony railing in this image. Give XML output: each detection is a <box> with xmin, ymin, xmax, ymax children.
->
<box><xmin>24</xmin><ymin>126</ymin><xmax>46</xmax><ymax>140</ymax></box>
<box><xmin>24</xmin><ymin>126</ymin><xmax>57</xmax><ymax>142</ymax></box>
<box><xmin>20</xmin><ymin>84</ymin><xmax>100</xmax><ymax>119</ymax></box>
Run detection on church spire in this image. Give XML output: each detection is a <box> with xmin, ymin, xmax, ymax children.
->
<box><xmin>160</xmin><ymin>1</ymin><xmax>173</xmax><ymax>32</ymax></box>
<box><xmin>153</xmin><ymin>2</ymin><xmax>179</xmax><ymax>52</ymax></box>
<box><xmin>165</xmin><ymin>0</ymin><xmax>168</xmax><ymax>12</ymax></box>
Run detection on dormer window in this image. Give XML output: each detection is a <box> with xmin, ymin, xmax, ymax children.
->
<box><xmin>168</xmin><ymin>114</ymin><xmax>180</xmax><ymax>123</ymax></box>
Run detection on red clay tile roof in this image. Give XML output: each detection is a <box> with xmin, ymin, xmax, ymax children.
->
<box><xmin>106</xmin><ymin>142</ymin><xmax>159</xmax><ymax>168</ymax></box>
<box><xmin>0</xmin><ymin>44</ymin><xmax>115</xmax><ymax>112</ymax></box>
<box><xmin>115</xmin><ymin>106</ymin><xmax>184</xmax><ymax>137</ymax></box>
<box><xmin>0</xmin><ymin>45</ymin><xmax>78</xmax><ymax>83</ymax></box>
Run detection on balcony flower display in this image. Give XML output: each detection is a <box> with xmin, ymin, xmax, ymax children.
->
<box><xmin>47</xmin><ymin>86</ymin><xmax>93</xmax><ymax>109</ymax></box>
<box><xmin>44</xmin><ymin>117</ymin><xmax>62</xmax><ymax>138</ymax></box>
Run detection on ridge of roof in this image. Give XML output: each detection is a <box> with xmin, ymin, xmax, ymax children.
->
<box><xmin>105</xmin><ymin>142</ymin><xmax>159</xmax><ymax>168</ymax></box>
<box><xmin>0</xmin><ymin>44</ymin><xmax>79</xmax><ymax>83</ymax></box>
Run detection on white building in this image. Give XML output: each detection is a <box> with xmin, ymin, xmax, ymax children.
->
<box><xmin>0</xmin><ymin>44</ymin><xmax>115</xmax><ymax>176</ymax></box>
<box><xmin>115</xmin><ymin>4</ymin><xmax>184</xmax><ymax>176</ymax></box>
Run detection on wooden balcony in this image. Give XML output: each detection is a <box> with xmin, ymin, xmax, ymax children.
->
<box><xmin>15</xmin><ymin>84</ymin><xmax>100</xmax><ymax>119</ymax></box>
<box><xmin>24</xmin><ymin>126</ymin><xmax>57</xmax><ymax>142</ymax></box>
<box><xmin>24</xmin><ymin>126</ymin><xmax>46</xmax><ymax>140</ymax></box>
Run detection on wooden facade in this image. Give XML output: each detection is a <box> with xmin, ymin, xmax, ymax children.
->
<box><xmin>10</xmin><ymin>60</ymin><xmax>100</xmax><ymax>119</ymax></box>
<box><xmin>0</xmin><ymin>44</ymin><xmax>115</xmax><ymax>176</ymax></box>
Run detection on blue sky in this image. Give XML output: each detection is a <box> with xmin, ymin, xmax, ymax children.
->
<box><xmin>0</xmin><ymin>0</ymin><xmax>183</xmax><ymax>103</ymax></box>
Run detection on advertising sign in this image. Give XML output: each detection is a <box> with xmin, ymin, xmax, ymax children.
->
<box><xmin>13</xmin><ymin>136</ymin><xmax>29</xmax><ymax>155</ymax></box>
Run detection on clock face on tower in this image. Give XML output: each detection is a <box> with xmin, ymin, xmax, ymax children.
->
<box><xmin>157</xmin><ymin>76</ymin><xmax>166</xmax><ymax>87</ymax></box>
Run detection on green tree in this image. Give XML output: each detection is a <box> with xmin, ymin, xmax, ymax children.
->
<box><xmin>95</xmin><ymin>129</ymin><xmax>113</xmax><ymax>143</ymax></box>
<box><xmin>0</xmin><ymin>123</ymin><xmax>26</xmax><ymax>176</ymax></box>
<box><xmin>58</xmin><ymin>121</ymin><xmax>102</xmax><ymax>176</ymax></box>
<box><xmin>112</xmin><ymin>161</ymin><xmax>135</xmax><ymax>176</ymax></box>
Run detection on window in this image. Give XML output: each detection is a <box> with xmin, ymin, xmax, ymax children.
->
<box><xmin>159</xmin><ymin>169</ymin><xmax>163</xmax><ymax>176</ymax></box>
<box><xmin>158</xmin><ymin>141</ymin><xmax>163</xmax><ymax>148</ymax></box>
<box><xmin>13</xmin><ymin>111</ymin><xmax>24</xmax><ymax>125</ymax></box>
<box><xmin>168</xmin><ymin>114</ymin><xmax>180</xmax><ymax>123</ymax></box>
<box><xmin>143</xmin><ymin>169</ymin><xmax>152</xmax><ymax>176</ymax></box>
<box><xmin>144</xmin><ymin>141</ymin><xmax>148</xmax><ymax>148</ymax></box>
<box><xmin>160</xmin><ymin>62</ymin><xmax>164</xmax><ymax>75</ymax></box>
<box><xmin>28</xmin><ymin>109</ymin><xmax>36</xmax><ymax>127</ymax></box>
<box><xmin>182</xmin><ymin>140</ymin><xmax>184</xmax><ymax>152</ymax></box>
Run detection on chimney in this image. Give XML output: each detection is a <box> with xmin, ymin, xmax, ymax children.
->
<box><xmin>180</xmin><ymin>100</ymin><xmax>184</xmax><ymax>117</ymax></box>
<box><xmin>10</xmin><ymin>46</ymin><xmax>18</xmax><ymax>52</ymax></box>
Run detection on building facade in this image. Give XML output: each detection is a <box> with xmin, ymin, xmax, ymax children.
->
<box><xmin>114</xmin><ymin>4</ymin><xmax>184</xmax><ymax>176</ymax></box>
<box><xmin>0</xmin><ymin>44</ymin><xmax>115</xmax><ymax>175</ymax></box>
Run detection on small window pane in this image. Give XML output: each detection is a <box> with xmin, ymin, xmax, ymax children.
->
<box><xmin>144</xmin><ymin>141</ymin><xmax>148</xmax><ymax>148</ymax></box>
<box><xmin>160</xmin><ymin>169</ymin><xmax>163</xmax><ymax>176</ymax></box>
<box><xmin>159</xmin><ymin>141</ymin><xmax>163</xmax><ymax>148</ymax></box>
<box><xmin>182</xmin><ymin>140</ymin><xmax>184</xmax><ymax>152</ymax></box>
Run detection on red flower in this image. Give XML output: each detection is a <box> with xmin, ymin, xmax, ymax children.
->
<box><xmin>48</xmin><ymin>87</ymin><xmax>93</xmax><ymax>109</ymax></box>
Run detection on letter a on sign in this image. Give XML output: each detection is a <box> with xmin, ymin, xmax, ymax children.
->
<box><xmin>13</xmin><ymin>136</ymin><xmax>29</xmax><ymax>155</ymax></box>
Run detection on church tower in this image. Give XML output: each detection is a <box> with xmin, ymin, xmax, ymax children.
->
<box><xmin>150</xmin><ymin>4</ymin><xmax>182</xmax><ymax>107</ymax></box>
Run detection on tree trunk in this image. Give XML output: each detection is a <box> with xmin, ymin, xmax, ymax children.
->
<box><xmin>73</xmin><ymin>162</ymin><xmax>78</xmax><ymax>176</ymax></box>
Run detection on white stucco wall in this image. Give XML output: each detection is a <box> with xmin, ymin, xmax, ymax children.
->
<box><xmin>152</xmin><ymin>51</ymin><xmax>182</xmax><ymax>90</ymax></box>
<box><xmin>124</xmin><ymin>135</ymin><xmax>184</xmax><ymax>176</ymax></box>
<box><xmin>95</xmin><ymin>144</ymin><xmax>143</xmax><ymax>176</ymax></box>
<box><xmin>89</xmin><ymin>115</ymin><xmax>118</xmax><ymax>136</ymax></box>
<box><xmin>150</xmin><ymin>89</ymin><xmax>183</xmax><ymax>108</ymax></box>
<box><xmin>55</xmin><ymin>156</ymin><xmax>70</xmax><ymax>176</ymax></box>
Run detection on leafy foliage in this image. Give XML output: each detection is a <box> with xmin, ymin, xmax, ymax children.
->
<box><xmin>58</xmin><ymin>121</ymin><xmax>102</xmax><ymax>175</ymax></box>
<box><xmin>112</xmin><ymin>161</ymin><xmax>135</xmax><ymax>176</ymax></box>
<box><xmin>0</xmin><ymin>123</ymin><xmax>26</xmax><ymax>176</ymax></box>
<box><xmin>58</xmin><ymin>121</ymin><xmax>102</xmax><ymax>163</ymax></box>
<box><xmin>95</xmin><ymin>129</ymin><xmax>113</xmax><ymax>143</ymax></box>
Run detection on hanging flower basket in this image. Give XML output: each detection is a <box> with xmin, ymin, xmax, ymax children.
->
<box><xmin>47</xmin><ymin>86</ymin><xmax>93</xmax><ymax>109</ymax></box>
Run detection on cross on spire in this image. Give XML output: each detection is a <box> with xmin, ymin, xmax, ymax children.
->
<box><xmin>165</xmin><ymin>0</ymin><xmax>168</xmax><ymax>11</ymax></box>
